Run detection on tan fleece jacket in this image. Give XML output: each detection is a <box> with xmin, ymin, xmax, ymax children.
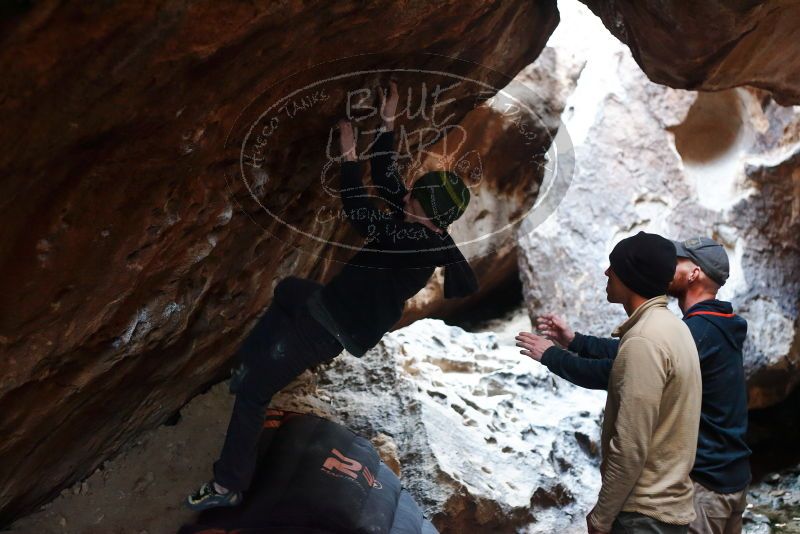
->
<box><xmin>589</xmin><ymin>296</ymin><xmax>702</xmax><ymax>532</ymax></box>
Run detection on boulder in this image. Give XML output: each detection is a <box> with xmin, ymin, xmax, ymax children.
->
<box><xmin>578</xmin><ymin>0</ymin><xmax>800</xmax><ymax>105</ymax></box>
<box><xmin>275</xmin><ymin>318</ymin><xmax>606</xmax><ymax>533</ymax></box>
<box><xmin>517</xmin><ymin>1</ymin><xmax>800</xmax><ymax>409</ymax></box>
<box><xmin>0</xmin><ymin>0</ymin><xmax>560</xmax><ymax>523</ymax></box>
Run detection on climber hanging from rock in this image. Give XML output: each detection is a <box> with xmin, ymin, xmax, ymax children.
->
<box><xmin>186</xmin><ymin>80</ymin><xmax>478</xmax><ymax>511</ymax></box>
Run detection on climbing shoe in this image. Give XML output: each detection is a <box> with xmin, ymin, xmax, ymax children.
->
<box><xmin>185</xmin><ymin>480</ymin><xmax>242</xmax><ymax>511</ymax></box>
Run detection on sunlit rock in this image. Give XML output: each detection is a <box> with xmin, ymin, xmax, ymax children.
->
<box><xmin>517</xmin><ymin>1</ymin><xmax>800</xmax><ymax>410</ymax></box>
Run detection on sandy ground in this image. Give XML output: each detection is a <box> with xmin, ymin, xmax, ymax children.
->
<box><xmin>8</xmin><ymin>380</ymin><xmax>235</xmax><ymax>534</ymax></box>
<box><xmin>8</xmin><ymin>369</ymin><xmax>345</xmax><ymax>534</ymax></box>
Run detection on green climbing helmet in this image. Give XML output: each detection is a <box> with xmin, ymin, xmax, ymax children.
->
<box><xmin>410</xmin><ymin>170</ymin><xmax>470</xmax><ymax>229</ymax></box>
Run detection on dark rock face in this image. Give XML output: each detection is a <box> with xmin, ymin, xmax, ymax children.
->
<box><xmin>0</xmin><ymin>1</ymin><xmax>560</xmax><ymax>524</ymax></box>
<box><xmin>578</xmin><ymin>0</ymin><xmax>800</xmax><ymax>105</ymax></box>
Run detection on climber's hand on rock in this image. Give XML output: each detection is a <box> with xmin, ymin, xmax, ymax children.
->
<box><xmin>338</xmin><ymin>119</ymin><xmax>356</xmax><ymax>161</ymax></box>
<box><xmin>515</xmin><ymin>332</ymin><xmax>553</xmax><ymax>362</ymax></box>
<box><xmin>536</xmin><ymin>313</ymin><xmax>575</xmax><ymax>347</ymax></box>
<box><xmin>379</xmin><ymin>79</ymin><xmax>399</xmax><ymax>131</ymax></box>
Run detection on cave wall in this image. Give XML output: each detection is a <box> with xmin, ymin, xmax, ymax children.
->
<box><xmin>578</xmin><ymin>0</ymin><xmax>800</xmax><ymax>106</ymax></box>
<box><xmin>0</xmin><ymin>0</ymin><xmax>560</xmax><ymax>523</ymax></box>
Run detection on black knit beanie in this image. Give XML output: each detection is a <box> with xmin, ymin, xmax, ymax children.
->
<box><xmin>608</xmin><ymin>231</ymin><xmax>677</xmax><ymax>298</ymax></box>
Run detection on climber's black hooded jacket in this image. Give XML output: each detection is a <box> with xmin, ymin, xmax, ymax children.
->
<box><xmin>307</xmin><ymin>129</ymin><xmax>478</xmax><ymax>357</ymax></box>
<box><xmin>540</xmin><ymin>299</ymin><xmax>751</xmax><ymax>493</ymax></box>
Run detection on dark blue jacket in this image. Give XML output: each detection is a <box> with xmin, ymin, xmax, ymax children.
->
<box><xmin>540</xmin><ymin>299</ymin><xmax>751</xmax><ymax>493</ymax></box>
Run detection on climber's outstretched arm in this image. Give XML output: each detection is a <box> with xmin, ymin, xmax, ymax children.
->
<box><xmin>338</xmin><ymin>119</ymin><xmax>385</xmax><ymax>238</ymax></box>
<box><xmin>369</xmin><ymin>80</ymin><xmax>407</xmax><ymax>212</ymax></box>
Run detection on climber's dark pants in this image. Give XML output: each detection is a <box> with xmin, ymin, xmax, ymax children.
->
<box><xmin>213</xmin><ymin>277</ymin><xmax>343</xmax><ymax>492</ymax></box>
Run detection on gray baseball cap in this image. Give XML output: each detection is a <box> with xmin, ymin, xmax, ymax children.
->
<box><xmin>672</xmin><ymin>237</ymin><xmax>730</xmax><ymax>286</ymax></box>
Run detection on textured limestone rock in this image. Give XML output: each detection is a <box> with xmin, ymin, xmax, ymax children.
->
<box><xmin>518</xmin><ymin>2</ymin><xmax>800</xmax><ymax>409</ymax></box>
<box><xmin>742</xmin><ymin>465</ymin><xmax>800</xmax><ymax>533</ymax></box>
<box><xmin>578</xmin><ymin>0</ymin><xmax>800</xmax><ymax>106</ymax></box>
<box><xmin>276</xmin><ymin>318</ymin><xmax>606</xmax><ymax>534</ymax></box>
<box><xmin>0</xmin><ymin>0</ymin><xmax>561</xmax><ymax>523</ymax></box>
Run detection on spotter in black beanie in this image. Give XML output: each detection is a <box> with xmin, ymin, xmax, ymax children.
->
<box><xmin>609</xmin><ymin>231</ymin><xmax>677</xmax><ymax>298</ymax></box>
